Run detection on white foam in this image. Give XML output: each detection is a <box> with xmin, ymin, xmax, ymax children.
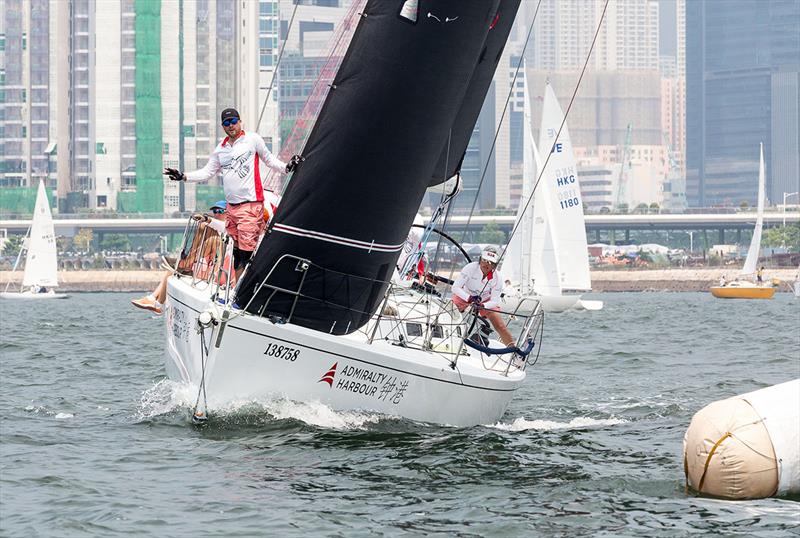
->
<box><xmin>135</xmin><ymin>379</ymin><xmax>197</xmax><ymax>421</ymax></box>
<box><xmin>261</xmin><ymin>398</ymin><xmax>382</xmax><ymax>430</ymax></box>
<box><xmin>489</xmin><ymin>416</ymin><xmax>625</xmax><ymax>432</ymax></box>
<box><xmin>54</xmin><ymin>413</ymin><xmax>74</xmax><ymax>419</ymax></box>
<box><xmin>135</xmin><ymin>380</ymin><xmax>383</xmax><ymax>429</ymax></box>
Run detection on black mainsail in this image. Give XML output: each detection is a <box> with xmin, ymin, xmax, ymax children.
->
<box><xmin>237</xmin><ymin>0</ymin><xmax>515</xmax><ymax>335</ymax></box>
<box><xmin>429</xmin><ymin>0</ymin><xmax>522</xmax><ymax>186</ymax></box>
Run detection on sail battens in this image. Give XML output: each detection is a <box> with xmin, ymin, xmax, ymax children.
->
<box><xmin>273</xmin><ymin>224</ymin><xmax>404</xmax><ymax>253</ymax></box>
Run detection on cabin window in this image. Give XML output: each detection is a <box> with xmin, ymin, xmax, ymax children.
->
<box><xmin>430</xmin><ymin>324</ymin><xmax>444</xmax><ymax>338</ymax></box>
<box><xmin>406</xmin><ymin>323</ymin><xmax>422</xmax><ymax>337</ymax></box>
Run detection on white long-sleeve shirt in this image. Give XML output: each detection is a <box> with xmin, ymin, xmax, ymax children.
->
<box><xmin>185</xmin><ymin>131</ymin><xmax>286</xmax><ymax>204</ymax></box>
<box><xmin>452</xmin><ymin>261</ymin><xmax>504</xmax><ymax>310</ymax></box>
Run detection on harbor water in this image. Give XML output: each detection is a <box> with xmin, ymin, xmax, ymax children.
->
<box><xmin>1</xmin><ymin>292</ymin><xmax>798</xmax><ymax>536</ymax></box>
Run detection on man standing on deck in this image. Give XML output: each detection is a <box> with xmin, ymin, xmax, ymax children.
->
<box><xmin>164</xmin><ymin>108</ymin><xmax>302</xmax><ymax>279</ymax></box>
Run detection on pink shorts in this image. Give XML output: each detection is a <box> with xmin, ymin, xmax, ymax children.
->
<box><xmin>225</xmin><ymin>201</ymin><xmax>265</xmax><ymax>251</ymax></box>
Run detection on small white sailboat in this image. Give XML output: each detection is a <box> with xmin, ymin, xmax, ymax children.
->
<box><xmin>0</xmin><ymin>180</ymin><xmax>66</xmax><ymax>300</ymax></box>
<box><xmin>710</xmin><ymin>144</ymin><xmax>775</xmax><ymax>299</ymax></box>
<box><xmin>501</xmin><ymin>79</ymin><xmax>601</xmax><ymax>313</ymax></box>
<box><xmin>163</xmin><ymin>1</ymin><xmax>540</xmax><ymax>427</ymax></box>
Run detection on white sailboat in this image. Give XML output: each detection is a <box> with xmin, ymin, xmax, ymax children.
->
<box><xmin>710</xmin><ymin>144</ymin><xmax>775</xmax><ymax>299</ymax></box>
<box><xmin>162</xmin><ymin>2</ymin><xmax>541</xmax><ymax>427</ymax></box>
<box><xmin>501</xmin><ymin>79</ymin><xmax>601</xmax><ymax>313</ymax></box>
<box><xmin>0</xmin><ymin>180</ymin><xmax>66</xmax><ymax>300</ymax></box>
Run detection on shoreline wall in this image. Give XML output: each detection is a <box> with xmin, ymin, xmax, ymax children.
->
<box><xmin>1</xmin><ymin>269</ymin><xmax>797</xmax><ymax>293</ymax></box>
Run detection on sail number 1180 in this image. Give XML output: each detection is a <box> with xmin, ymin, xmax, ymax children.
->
<box><xmin>560</xmin><ymin>197</ymin><xmax>579</xmax><ymax>209</ymax></box>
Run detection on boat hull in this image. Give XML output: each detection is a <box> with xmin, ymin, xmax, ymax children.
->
<box><xmin>165</xmin><ymin>277</ymin><xmax>527</xmax><ymax>427</ymax></box>
<box><xmin>709</xmin><ymin>286</ymin><xmax>776</xmax><ymax>299</ymax></box>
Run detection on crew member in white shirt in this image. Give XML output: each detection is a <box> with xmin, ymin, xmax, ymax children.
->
<box><xmin>451</xmin><ymin>246</ymin><xmax>514</xmax><ymax>346</ymax></box>
<box><xmin>164</xmin><ymin>107</ymin><xmax>302</xmax><ymax>278</ymax></box>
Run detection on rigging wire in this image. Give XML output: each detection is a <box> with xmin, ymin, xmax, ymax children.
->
<box><xmin>443</xmin><ymin>0</ymin><xmax>543</xmax><ymax>283</ymax></box>
<box><xmin>255</xmin><ymin>1</ymin><xmax>300</xmax><ymax>133</ymax></box>
<box><xmin>449</xmin><ymin>0</ymin><xmax>610</xmax><ymax>295</ymax></box>
<box><xmin>495</xmin><ymin>0</ymin><xmax>610</xmax><ymax>274</ymax></box>
<box><xmin>275</xmin><ymin>0</ymin><xmax>367</xmax><ymax>198</ymax></box>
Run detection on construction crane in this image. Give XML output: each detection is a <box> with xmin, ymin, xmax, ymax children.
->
<box><xmin>614</xmin><ymin>124</ymin><xmax>632</xmax><ymax>211</ymax></box>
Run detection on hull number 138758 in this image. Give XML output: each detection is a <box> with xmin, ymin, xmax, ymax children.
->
<box><xmin>264</xmin><ymin>343</ymin><xmax>300</xmax><ymax>361</ymax></box>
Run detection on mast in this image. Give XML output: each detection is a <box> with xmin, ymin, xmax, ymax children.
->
<box><xmin>741</xmin><ymin>143</ymin><xmax>766</xmax><ymax>277</ymax></box>
<box><xmin>237</xmin><ymin>1</ymin><xmax>515</xmax><ymax>335</ymax></box>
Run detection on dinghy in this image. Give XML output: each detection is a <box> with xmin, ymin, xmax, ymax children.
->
<box><xmin>710</xmin><ymin>144</ymin><xmax>775</xmax><ymax>299</ymax></box>
<box><xmin>0</xmin><ymin>180</ymin><xmax>67</xmax><ymax>300</ymax></box>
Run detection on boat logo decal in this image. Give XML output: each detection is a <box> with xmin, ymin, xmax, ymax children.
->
<box><xmin>170</xmin><ymin>306</ymin><xmax>190</xmax><ymax>344</ymax></box>
<box><xmin>318</xmin><ymin>362</ymin><xmax>338</xmax><ymax>387</ymax></box>
<box><xmin>326</xmin><ymin>364</ymin><xmax>409</xmax><ymax>405</ymax></box>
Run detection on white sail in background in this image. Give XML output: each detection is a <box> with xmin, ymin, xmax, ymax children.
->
<box><xmin>22</xmin><ymin>180</ymin><xmax>58</xmax><ymax>288</ymax></box>
<box><xmin>741</xmin><ymin>143</ymin><xmax>766</xmax><ymax>277</ymax></box>
<box><xmin>536</xmin><ymin>82</ymin><xmax>591</xmax><ymax>293</ymax></box>
<box><xmin>505</xmin><ymin>73</ymin><xmax>539</xmax><ymax>293</ymax></box>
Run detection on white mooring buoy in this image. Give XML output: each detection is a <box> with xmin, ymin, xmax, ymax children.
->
<box><xmin>683</xmin><ymin>379</ymin><xmax>800</xmax><ymax>499</ymax></box>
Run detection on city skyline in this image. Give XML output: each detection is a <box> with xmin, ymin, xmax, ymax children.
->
<box><xmin>1</xmin><ymin>0</ymin><xmax>798</xmax><ymax>215</ymax></box>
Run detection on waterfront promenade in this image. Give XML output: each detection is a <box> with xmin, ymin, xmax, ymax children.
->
<box><xmin>1</xmin><ymin>268</ymin><xmax>797</xmax><ymax>293</ymax></box>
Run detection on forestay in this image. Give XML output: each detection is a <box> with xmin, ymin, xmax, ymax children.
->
<box><xmin>237</xmin><ymin>0</ymin><xmax>516</xmax><ymax>335</ymax></box>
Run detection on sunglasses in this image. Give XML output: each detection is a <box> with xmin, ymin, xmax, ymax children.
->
<box><xmin>221</xmin><ymin>117</ymin><xmax>239</xmax><ymax>127</ymax></box>
<box><xmin>211</xmin><ymin>208</ymin><xmax>225</xmax><ymax>214</ymax></box>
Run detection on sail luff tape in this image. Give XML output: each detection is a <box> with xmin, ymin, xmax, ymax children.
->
<box><xmin>697</xmin><ymin>432</ymin><xmax>731</xmax><ymax>493</ymax></box>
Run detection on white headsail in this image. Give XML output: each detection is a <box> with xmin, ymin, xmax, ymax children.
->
<box><xmin>536</xmin><ymin>82</ymin><xmax>591</xmax><ymax>294</ymax></box>
<box><xmin>740</xmin><ymin>143</ymin><xmax>766</xmax><ymax>277</ymax></box>
<box><xmin>504</xmin><ymin>72</ymin><xmax>541</xmax><ymax>293</ymax></box>
<box><xmin>22</xmin><ymin>180</ymin><xmax>59</xmax><ymax>288</ymax></box>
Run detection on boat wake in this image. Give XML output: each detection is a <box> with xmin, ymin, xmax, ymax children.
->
<box><xmin>489</xmin><ymin>416</ymin><xmax>625</xmax><ymax>432</ymax></box>
<box><xmin>135</xmin><ymin>379</ymin><xmax>385</xmax><ymax>430</ymax></box>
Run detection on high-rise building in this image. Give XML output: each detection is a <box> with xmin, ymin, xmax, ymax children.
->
<box><xmin>530</xmin><ymin>0</ymin><xmax>659</xmax><ymax>72</ymax></box>
<box><xmin>1</xmin><ymin>0</ymin><xmax>53</xmax><ymax>196</ymax></box>
<box><xmin>516</xmin><ymin>0</ymin><xmax>668</xmax><ymax>213</ymax></box>
<box><xmin>0</xmin><ymin>0</ymin><xmax>271</xmax><ymax>215</ymax></box>
<box><xmin>659</xmin><ymin>0</ymin><xmax>686</xmax><ymax>178</ymax></box>
<box><xmin>686</xmin><ymin>0</ymin><xmax>800</xmax><ymax>207</ymax></box>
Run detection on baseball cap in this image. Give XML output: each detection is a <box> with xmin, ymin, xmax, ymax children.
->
<box><xmin>481</xmin><ymin>247</ymin><xmax>500</xmax><ymax>265</ymax></box>
<box><xmin>220</xmin><ymin>108</ymin><xmax>240</xmax><ymax>123</ymax></box>
<box><xmin>209</xmin><ymin>200</ymin><xmax>227</xmax><ymax>211</ymax></box>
